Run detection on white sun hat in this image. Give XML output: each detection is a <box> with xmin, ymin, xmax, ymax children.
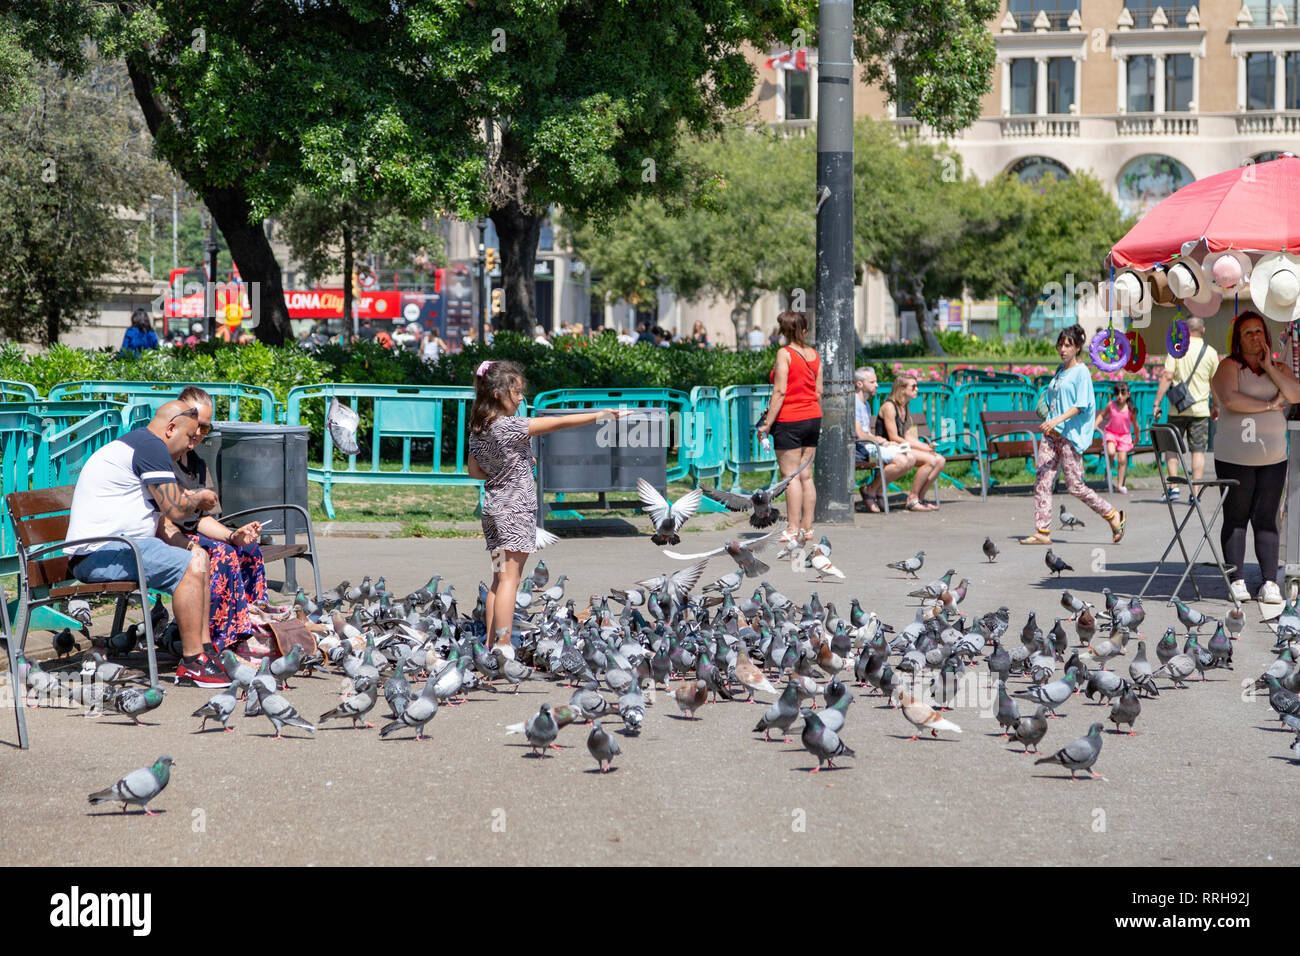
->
<box><xmin>1165</xmin><ymin>257</ymin><xmax>1213</xmax><ymax>304</ymax></box>
<box><xmin>1249</xmin><ymin>251</ymin><xmax>1300</xmax><ymax>323</ymax></box>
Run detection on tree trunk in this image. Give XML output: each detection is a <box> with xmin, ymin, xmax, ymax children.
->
<box><xmin>731</xmin><ymin>303</ymin><xmax>752</xmax><ymax>350</ymax></box>
<box><xmin>342</xmin><ymin>223</ymin><xmax>354</xmax><ymax>344</ymax></box>
<box><xmin>490</xmin><ymin>201</ymin><xmax>543</xmax><ymax>334</ymax></box>
<box><xmin>125</xmin><ymin>56</ymin><xmax>293</xmax><ymax>347</ymax></box>
<box><xmin>45</xmin><ymin>306</ymin><xmax>60</xmax><ymax>346</ymax></box>
<box><xmin>910</xmin><ymin>275</ymin><xmax>945</xmax><ymax>355</ymax></box>
<box><xmin>1016</xmin><ymin>296</ymin><xmax>1035</xmax><ymax>338</ymax></box>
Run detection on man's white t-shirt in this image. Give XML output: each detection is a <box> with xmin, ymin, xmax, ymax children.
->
<box><xmin>746</xmin><ymin>329</ymin><xmax>765</xmax><ymax>349</ymax></box>
<box><xmin>66</xmin><ymin>429</ymin><xmax>177</xmax><ymax>555</ymax></box>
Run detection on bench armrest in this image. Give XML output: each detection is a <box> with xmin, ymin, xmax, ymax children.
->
<box><xmin>23</xmin><ymin>534</ymin><xmax>151</xmax><ymax>595</ymax></box>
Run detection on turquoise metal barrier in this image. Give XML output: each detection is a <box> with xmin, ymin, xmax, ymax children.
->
<box><xmin>953</xmin><ymin>382</ymin><xmax>1038</xmax><ymax>456</ymax></box>
<box><xmin>949</xmin><ymin>368</ymin><xmax>1029</xmax><ymax>388</ymax></box>
<box><xmin>48</xmin><ymin>380</ymin><xmax>278</xmax><ymax>423</ymax></box>
<box><xmin>1128</xmin><ymin>380</ymin><xmax>1165</xmax><ymax>447</ymax></box>
<box><xmin>533</xmin><ymin>388</ymin><xmax>693</xmax><ymax>483</ymax></box>
<box><xmin>719</xmin><ymin>384</ymin><xmax>778</xmax><ymax>491</ymax></box>
<box><xmin>686</xmin><ymin>386</ymin><xmax>727</xmax><ymax>486</ymax></box>
<box><xmin>285</xmin><ymin>383</ymin><xmax>498</xmax><ymax>520</ymax></box>
<box><xmin>0</xmin><ymin>381</ymin><xmax>39</xmax><ymax>402</ymax></box>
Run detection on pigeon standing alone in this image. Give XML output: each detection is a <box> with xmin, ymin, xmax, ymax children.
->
<box><xmin>1058</xmin><ymin>505</ymin><xmax>1085</xmax><ymax>530</ymax></box>
<box><xmin>982</xmin><ymin>537</ymin><xmax>999</xmax><ymax>563</ymax></box>
<box><xmin>1045</xmin><ymin>550</ymin><xmax>1073</xmax><ymax>578</ymax></box>
<box><xmin>1035</xmin><ymin>722</ymin><xmax>1106</xmax><ymax>780</ymax></box>
<box><xmin>586</xmin><ymin>722</ymin><xmax>621</xmax><ymax>773</ymax></box>
<box><xmin>885</xmin><ymin>551</ymin><xmax>926</xmax><ymax>579</ymax></box>
<box><xmin>88</xmin><ymin>756</ymin><xmax>174</xmax><ymax>816</ymax></box>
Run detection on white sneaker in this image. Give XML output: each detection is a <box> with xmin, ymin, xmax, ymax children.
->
<box><xmin>1229</xmin><ymin>579</ymin><xmax>1250</xmax><ymax>603</ymax></box>
<box><xmin>1117</xmin><ymin>485</ymin><xmax>1128</xmax><ymax>495</ymax></box>
<box><xmin>1259</xmin><ymin>581</ymin><xmax>1283</xmax><ymax>605</ymax></box>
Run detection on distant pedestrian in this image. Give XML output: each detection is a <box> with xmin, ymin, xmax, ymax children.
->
<box><xmin>636</xmin><ymin>322</ymin><xmax>655</xmax><ymax>345</ymax></box>
<box><xmin>746</xmin><ymin>324</ymin><xmax>765</xmax><ymax>351</ymax></box>
<box><xmin>422</xmin><ymin>327</ymin><xmax>448</xmax><ymax>363</ymax></box>
<box><xmin>121</xmin><ymin>309</ymin><xmax>159</xmax><ymax>355</ymax></box>
<box><xmin>533</xmin><ymin>324</ymin><xmax>552</xmax><ymax>347</ymax></box>
<box><xmin>692</xmin><ymin>320</ymin><xmax>709</xmax><ymax>347</ymax></box>
<box><xmin>1095</xmin><ymin>381</ymin><xmax>1137</xmax><ymax>494</ymax></box>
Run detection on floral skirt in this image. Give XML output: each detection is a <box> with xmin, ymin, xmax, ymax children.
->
<box><xmin>187</xmin><ymin>533</ymin><xmax>268</xmax><ymax>652</ymax></box>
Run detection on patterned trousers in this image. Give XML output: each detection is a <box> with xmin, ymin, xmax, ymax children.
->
<box><xmin>186</xmin><ymin>534</ymin><xmax>268</xmax><ymax>652</ymax></box>
<box><xmin>1033</xmin><ymin>432</ymin><xmax>1114</xmax><ymax>533</ymax></box>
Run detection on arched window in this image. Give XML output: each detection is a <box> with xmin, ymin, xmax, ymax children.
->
<box><xmin>1116</xmin><ymin>154</ymin><xmax>1195</xmax><ymax>219</ymax></box>
<box><xmin>1006</xmin><ymin>155</ymin><xmax>1071</xmax><ymax>186</ymax></box>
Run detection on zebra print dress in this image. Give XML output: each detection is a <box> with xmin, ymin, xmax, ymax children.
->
<box><xmin>469</xmin><ymin>415</ymin><xmax>537</xmax><ymax>553</ymax></box>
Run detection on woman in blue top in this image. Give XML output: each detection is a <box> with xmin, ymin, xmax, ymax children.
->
<box><xmin>120</xmin><ymin>308</ymin><xmax>159</xmax><ymax>354</ymax></box>
<box><xmin>1020</xmin><ymin>324</ymin><xmax>1125</xmax><ymax>546</ymax></box>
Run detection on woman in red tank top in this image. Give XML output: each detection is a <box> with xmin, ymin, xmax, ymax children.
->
<box><xmin>756</xmin><ymin>311</ymin><xmax>822</xmax><ymax>545</ymax></box>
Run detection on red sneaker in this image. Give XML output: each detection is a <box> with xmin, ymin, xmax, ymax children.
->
<box><xmin>175</xmin><ymin>653</ymin><xmax>233</xmax><ymax>688</ymax></box>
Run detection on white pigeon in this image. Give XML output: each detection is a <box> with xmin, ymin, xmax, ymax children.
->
<box><xmin>637</xmin><ymin>479</ymin><xmax>703</xmax><ymax>546</ymax></box>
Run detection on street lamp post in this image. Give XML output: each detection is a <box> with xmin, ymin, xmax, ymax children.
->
<box><xmin>812</xmin><ymin>0</ymin><xmax>855</xmax><ymax>525</ymax></box>
<box><xmin>204</xmin><ymin>213</ymin><xmax>220</xmax><ymax>341</ymax></box>
<box><xmin>476</xmin><ymin>217</ymin><xmax>488</xmax><ymax>345</ymax></box>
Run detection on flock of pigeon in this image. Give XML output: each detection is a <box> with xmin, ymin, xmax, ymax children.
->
<box><xmin>15</xmin><ymin>467</ymin><xmax>1300</xmax><ymax>815</ymax></box>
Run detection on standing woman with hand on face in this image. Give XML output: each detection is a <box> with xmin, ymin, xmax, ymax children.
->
<box><xmin>1210</xmin><ymin>311</ymin><xmax>1300</xmax><ymax>605</ymax></box>
<box><xmin>756</xmin><ymin>311</ymin><xmax>822</xmax><ymax>546</ymax></box>
<box><xmin>1020</xmin><ymin>324</ymin><xmax>1126</xmax><ymax>546</ymax></box>
<box><xmin>466</xmin><ymin>361</ymin><xmax>633</xmax><ymax>657</ymax></box>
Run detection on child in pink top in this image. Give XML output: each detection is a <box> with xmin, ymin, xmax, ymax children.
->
<box><xmin>1095</xmin><ymin>381</ymin><xmax>1136</xmax><ymax>493</ymax></box>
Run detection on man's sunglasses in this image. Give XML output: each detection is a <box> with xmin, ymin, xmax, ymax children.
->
<box><xmin>169</xmin><ymin>407</ymin><xmax>211</xmax><ymax>435</ymax></box>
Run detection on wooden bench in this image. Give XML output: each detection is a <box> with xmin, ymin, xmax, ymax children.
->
<box><xmin>854</xmin><ymin>414</ymin><xmax>980</xmax><ymax>511</ymax></box>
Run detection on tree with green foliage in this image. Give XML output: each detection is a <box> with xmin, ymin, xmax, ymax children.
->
<box><xmin>0</xmin><ymin>58</ymin><xmax>166</xmax><ymax>343</ymax></box>
<box><xmin>960</xmin><ymin>172</ymin><xmax>1133</xmax><ymax>337</ymax></box>
<box><xmin>566</xmin><ymin>128</ymin><xmax>817</xmax><ymax>344</ymax></box>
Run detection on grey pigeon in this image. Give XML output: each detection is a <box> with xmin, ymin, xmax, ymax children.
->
<box><xmin>1153</xmin><ymin>653</ymin><xmax>1197</xmax><ymax>688</ymax></box>
<box><xmin>586</xmin><ymin>721</ymin><xmax>622</xmax><ymax>773</ymax></box>
<box><xmin>982</xmin><ymin>537</ymin><xmax>999</xmax><ymax>563</ymax></box>
<box><xmin>1035</xmin><ymin>722</ymin><xmax>1105</xmax><ymax>780</ymax></box>
<box><xmin>522</xmin><ymin>702</ymin><xmax>559</xmax><ymax>756</ymax></box>
<box><xmin>1058</xmin><ymin>504</ymin><xmax>1085</xmax><ymax>530</ymax></box>
<box><xmin>617</xmin><ymin>686</ymin><xmax>646</xmax><ymax>735</ymax></box>
<box><xmin>192</xmin><ymin>686</ymin><xmax>237</xmax><ymax>732</ymax></box>
<box><xmin>383</xmin><ymin>668</ymin><xmax>412</xmax><ymax>718</ymax></box>
<box><xmin>379</xmin><ymin>671</ymin><xmax>439</xmax><ymax>740</ymax></box>
<box><xmin>701</xmin><ymin>456</ymin><xmax>812</xmax><ymax>528</ymax></box>
<box><xmin>1045</xmin><ymin>550</ymin><xmax>1072</xmax><ymax>578</ymax></box>
<box><xmin>637</xmin><ymin>479</ymin><xmax>703</xmax><ymax>545</ymax></box>
<box><xmin>108</xmin><ymin>686</ymin><xmax>165</xmax><ymax>725</ymax></box>
<box><xmin>754</xmin><ymin>681</ymin><xmax>801</xmax><ymax>742</ymax></box>
<box><xmin>88</xmin><ymin>756</ymin><xmax>174</xmax><ymax>815</ymax></box>
<box><xmin>885</xmin><ymin>551</ymin><xmax>925</xmax><ymax>579</ymax></box>
<box><xmin>252</xmin><ymin>681</ymin><xmax>315</xmax><ymax>739</ymax></box>
<box><xmin>805</xmin><ymin>691</ymin><xmax>852</xmax><ymax>734</ymax></box>
<box><xmin>327</xmin><ymin>398</ymin><xmax>360</xmax><ymax>455</ymax></box>
<box><xmin>1012</xmin><ymin>705</ymin><xmax>1049</xmax><ymax>753</ymax></box>
<box><xmin>1014</xmin><ymin>671</ymin><xmax>1077</xmax><ymax>716</ymax></box>
<box><xmin>270</xmin><ymin>645</ymin><xmax>303</xmax><ymax>689</ymax></box>
<box><xmin>319</xmin><ymin>676</ymin><xmax>379</xmax><ymax>729</ymax></box>
<box><xmin>995</xmin><ymin>680</ymin><xmax>1020</xmax><ymax>737</ymax></box>
<box><xmin>218</xmin><ymin>650</ymin><xmax>257</xmax><ymax>695</ymax></box>
<box><xmin>1109</xmin><ymin>687</ymin><xmax>1141</xmax><ymax>735</ymax></box>
<box><xmin>801</xmin><ymin>711</ymin><xmax>855</xmax><ymax>772</ymax></box>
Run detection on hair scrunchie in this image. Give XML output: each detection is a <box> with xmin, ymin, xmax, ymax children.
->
<box><xmin>476</xmin><ymin>360</ymin><xmax>495</xmax><ymax>378</ymax></box>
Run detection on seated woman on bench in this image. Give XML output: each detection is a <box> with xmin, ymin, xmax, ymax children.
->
<box><xmin>158</xmin><ymin>386</ymin><xmax>269</xmax><ymax>656</ymax></box>
<box><xmin>875</xmin><ymin>372</ymin><xmax>946</xmax><ymax>511</ymax></box>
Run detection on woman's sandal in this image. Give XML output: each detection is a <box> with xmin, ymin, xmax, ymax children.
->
<box><xmin>778</xmin><ymin>529</ymin><xmax>799</xmax><ymax>546</ymax></box>
<box><xmin>905</xmin><ymin>499</ymin><xmax>937</xmax><ymax>512</ymax></box>
<box><xmin>1110</xmin><ymin>510</ymin><xmax>1126</xmax><ymax>543</ymax></box>
<box><xmin>1019</xmin><ymin>532</ymin><xmax>1053</xmax><ymax>545</ymax></box>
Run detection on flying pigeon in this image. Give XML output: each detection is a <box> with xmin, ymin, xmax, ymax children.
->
<box><xmin>663</xmin><ymin>533</ymin><xmax>774</xmax><ymax>578</ymax></box>
<box><xmin>1035</xmin><ymin>722</ymin><xmax>1105</xmax><ymax>780</ymax></box>
<box><xmin>327</xmin><ymin>398</ymin><xmax>360</xmax><ymax>455</ymax></box>
<box><xmin>88</xmin><ymin>756</ymin><xmax>174</xmax><ymax>816</ymax></box>
<box><xmin>636</xmin><ymin>479</ymin><xmax>703</xmax><ymax>546</ymax></box>
<box><xmin>700</xmin><ymin>456</ymin><xmax>812</xmax><ymax>528</ymax></box>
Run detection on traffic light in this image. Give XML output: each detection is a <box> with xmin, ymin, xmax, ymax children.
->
<box><xmin>351</xmin><ymin>271</ymin><xmax>361</xmax><ymax>299</ymax></box>
<box><xmin>485</xmin><ymin>248</ymin><xmax>499</xmax><ymax>273</ymax></box>
<box><xmin>491</xmin><ymin>288</ymin><xmax>503</xmax><ymax>314</ymax></box>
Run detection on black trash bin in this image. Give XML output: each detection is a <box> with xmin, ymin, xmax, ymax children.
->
<box><xmin>196</xmin><ymin>422</ymin><xmax>310</xmax><ymax>589</ymax></box>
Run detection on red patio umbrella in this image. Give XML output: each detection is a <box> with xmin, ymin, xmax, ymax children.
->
<box><xmin>1108</xmin><ymin>156</ymin><xmax>1300</xmax><ymax>270</ymax></box>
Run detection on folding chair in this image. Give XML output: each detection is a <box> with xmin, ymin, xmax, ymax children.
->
<box><xmin>1138</xmin><ymin>424</ymin><xmax>1240</xmax><ymax>607</ymax></box>
<box><xmin>1</xmin><ymin>576</ymin><xmax>27</xmax><ymax>750</ymax></box>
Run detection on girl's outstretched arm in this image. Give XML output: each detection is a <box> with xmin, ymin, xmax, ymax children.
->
<box><xmin>527</xmin><ymin>408</ymin><xmax>634</xmax><ymax>436</ymax></box>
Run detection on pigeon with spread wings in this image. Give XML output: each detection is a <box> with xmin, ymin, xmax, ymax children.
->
<box><xmin>701</xmin><ymin>456</ymin><xmax>812</xmax><ymax>528</ymax></box>
<box><xmin>662</xmin><ymin>533</ymin><xmax>774</xmax><ymax>578</ymax></box>
<box><xmin>636</xmin><ymin>479</ymin><xmax>703</xmax><ymax>546</ymax></box>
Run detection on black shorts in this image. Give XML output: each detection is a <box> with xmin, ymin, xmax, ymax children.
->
<box><xmin>771</xmin><ymin>417</ymin><xmax>821</xmax><ymax>450</ymax></box>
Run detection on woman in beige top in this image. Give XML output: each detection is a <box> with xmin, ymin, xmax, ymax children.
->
<box><xmin>1210</xmin><ymin>311</ymin><xmax>1300</xmax><ymax>604</ymax></box>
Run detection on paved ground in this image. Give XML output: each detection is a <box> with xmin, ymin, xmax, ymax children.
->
<box><xmin>1</xmin><ymin>486</ymin><xmax>1295</xmax><ymax>867</ymax></box>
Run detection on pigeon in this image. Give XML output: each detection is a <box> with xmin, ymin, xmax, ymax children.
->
<box><xmin>252</xmin><ymin>682</ymin><xmax>315</xmax><ymax>739</ymax></box>
<box><xmin>898</xmin><ymin>688</ymin><xmax>962</xmax><ymax>740</ymax></box>
<box><xmin>1011</xmin><ymin>706</ymin><xmax>1049</xmax><ymax>753</ymax></box>
<box><xmin>1153</xmin><ymin>652</ymin><xmax>1197</xmax><ymax>688</ymax></box>
<box><xmin>586</xmin><ymin>722</ymin><xmax>621</xmax><ymax>773</ymax></box>
<box><xmin>801</xmin><ymin>711</ymin><xmax>855</xmax><ymax>772</ymax></box>
<box><xmin>734</xmin><ymin>645</ymin><xmax>777</xmax><ymax>701</ymax></box>
<box><xmin>637</xmin><ymin>479</ymin><xmax>703</xmax><ymax>546</ymax></box>
<box><xmin>982</xmin><ymin>537</ymin><xmax>999</xmax><ymax>563</ymax></box>
<box><xmin>1171</xmin><ymin>597</ymin><xmax>1209</xmax><ymax>631</ymax></box>
<box><xmin>808</xmin><ymin>550</ymin><xmax>845</xmax><ymax>581</ymax></box>
<box><xmin>270</xmin><ymin>645</ymin><xmax>303</xmax><ymax>689</ymax></box>
<box><xmin>318</xmin><ymin>677</ymin><xmax>379</xmax><ymax>729</ymax></box>
<box><xmin>66</xmin><ymin>598</ymin><xmax>93</xmax><ymax>627</ymax></box>
<box><xmin>383</xmin><ymin>668</ymin><xmax>412</xmax><ymax>718</ymax></box>
<box><xmin>493</xmin><ymin>647</ymin><xmax>534</xmax><ymax>693</ymax></box>
<box><xmin>753</xmin><ymin>681</ymin><xmax>801</xmax><ymax>742</ymax></box>
<box><xmin>995</xmin><ymin>681</ymin><xmax>1020</xmax><ymax>736</ymax></box>
<box><xmin>380</xmin><ymin>673</ymin><xmax>439</xmax><ymax>740</ymax></box>
<box><xmin>908</xmin><ymin>570</ymin><xmax>955</xmax><ymax>602</ymax></box>
<box><xmin>53</xmin><ymin>628</ymin><xmax>79</xmax><ymax>660</ymax></box>
<box><xmin>1264</xmin><ymin>675</ymin><xmax>1300</xmax><ymax>721</ymax></box>
<box><xmin>1015</xmin><ymin>671</ymin><xmax>1077</xmax><ymax>717</ymax></box>
<box><xmin>668</xmin><ymin>679</ymin><xmax>709</xmax><ymax>719</ymax></box>
<box><xmin>87</xmin><ymin>651</ymin><xmax>147</xmax><ymax>687</ymax></box>
<box><xmin>1045</xmin><ymin>550</ymin><xmax>1072</xmax><ymax>577</ymax></box>
<box><xmin>1108</xmin><ymin>687</ymin><xmax>1141</xmax><ymax>735</ymax></box>
<box><xmin>701</xmin><ymin>456</ymin><xmax>812</xmax><ymax>528</ymax></box>
<box><xmin>1035</xmin><ymin>722</ymin><xmax>1105</xmax><ymax>780</ymax></box>
<box><xmin>808</xmin><ymin>690</ymin><xmax>853</xmax><ymax>734</ymax></box>
<box><xmin>218</xmin><ymin>650</ymin><xmax>257</xmax><ymax>694</ymax></box>
<box><xmin>886</xmin><ymin>551</ymin><xmax>925</xmax><ymax>579</ymax></box>
<box><xmin>1224</xmin><ymin>604</ymin><xmax>1245</xmax><ymax>640</ymax></box>
<box><xmin>327</xmin><ymin>398</ymin><xmax>360</xmax><ymax>455</ymax></box>
<box><xmin>1058</xmin><ymin>504</ymin><xmax>1085</xmax><ymax>530</ymax></box>
<box><xmin>1060</xmin><ymin>590</ymin><xmax>1088</xmax><ymax>616</ymax></box>
<box><xmin>1075</xmin><ymin>606</ymin><xmax>1097</xmax><ymax>646</ymax></box>
<box><xmin>663</xmin><ymin>533</ymin><xmax>774</xmax><ymax>578</ymax></box>
<box><xmin>108</xmin><ymin>686</ymin><xmax>165</xmax><ymax>725</ymax></box>
<box><xmin>88</xmin><ymin>756</ymin><xmax>174</xmax><ymax>816</ymax></box>
<box><xmin>191</xmin><ymin>686</ymin><xmax>238</xmax><ymax>732</ymax></box>
<box><xmin>522</xmin><ymin>703</ymin><xmax>560</xmax><ymax>756</ymax></box>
